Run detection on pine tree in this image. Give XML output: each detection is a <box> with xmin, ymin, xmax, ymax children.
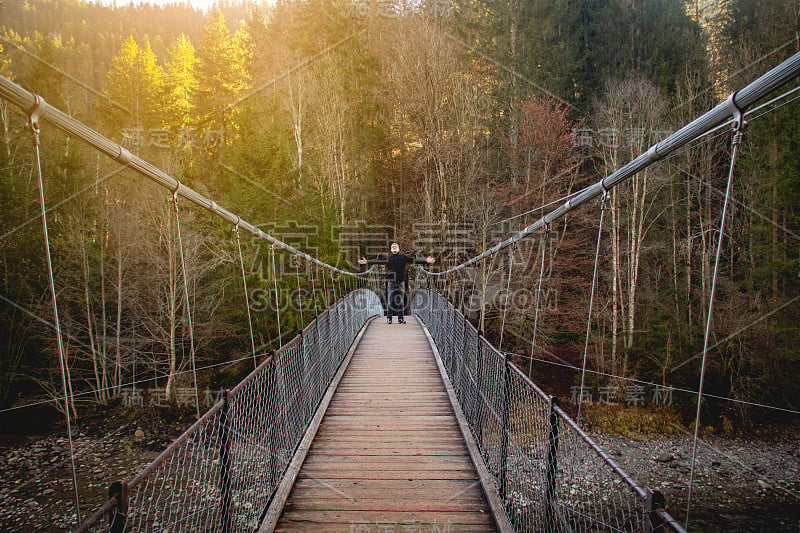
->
<box><xmin>97</xmin><ymin>35</ymin><xmax>165</xmax><ymax>140</ymax></box>
<box><xmin>193</xmin><ymin>10</ymin><xmax>250</xmax><ymax>151</ymax></box>
<box><xmin>163</xmin><ymin>34</ymin><xmax>198</xmax><ymax>143</ymax></box>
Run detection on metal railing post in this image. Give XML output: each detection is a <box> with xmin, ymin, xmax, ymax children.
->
<box><xmin>499</xmin><ymin>354</ymin><xmax>511</xmax><ymax>503</ymax></box>
<box><xmin>300</xmin><ymin>331</ymin><xmax>313</xmax><ymax>419</ymax></box>
<box><xmin>457</xmin><ymin>317</ymin><xmax>469</xmax><ymax>404</ymax></box>
<box><xmin>220</xmin><ymin>389</ymin><xmax>232</xmax><ymax>533</ymax></box>
<box><xmin>108</xmin><ymin>480</ymin><xmax>128</xmax><ymax>533</ymax></box>
<box><xmin>646</xmin><ymin>489</ymin><xmax>666</xmax><ymax>532</ymax></box>
<box><xmin>544</xmin><ymin>396</ymin><xmax>560</xmax><ymax>530</ymax></box>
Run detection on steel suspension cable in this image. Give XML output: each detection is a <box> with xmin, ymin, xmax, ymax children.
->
<box><xmin>28</xmin><ymin>102</ymin><xmax>82</xmax><ymax>526</ymax></box>
<box><xmin>494</xmin><ymin>186</ymin><xmax>584</xmax><ymax>227</ymax></box>
<box><xmin>469</xmin><ymin>263</ymin><xmax>478</xmax><ymax>319</ymax></box>
<box><xmin>295</xmin><ymin>257</ymin><xmax>305</xmax><ymax>330</ymax></box>
<box><xmin>446</xmin><ymin>271</ymin><xmax>455</xmax><ymax>309</ymax></box>
<box><xmin>172</xmin><ymin>194</ymin><xmax>201</xmax><ymax>419</ymax></box>
<box><xmin>270</xmin><ymin>245</ymin><xmax>282</xmax><ymax>349</ymax></box>
<box><xmin>234</xmin><ymin>225</ymin><xmax>258</xmax><ymax>369</ymax></box>
<box><xmin>310</xmin><ymin>263</ymin><xmax>319</xmax><ymax>318</ymax></box>
<box><xmin>497</xmin><ymin>244</ymin><xmax>516</xmax><ymax>352</ymax></box>
<box><xmin>321</xmin><ymin>265</ymin><xmax>330</xmax><ymax>308</ymax></box>
<box><xmin>577</xmin><ymin>192</ymin><xmax>609</xmax><ymax>424</ymax></box>
<box><xmin>685</xmin><ymin>102</ymin><xmax>747</xmax><ymax>530</ymax></box>
<box><xmin>528</xmin><ymin>229</ymin><xmax>549</xmax><ymax>375</ymax></box>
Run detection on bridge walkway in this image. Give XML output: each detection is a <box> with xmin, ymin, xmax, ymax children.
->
<box><xmin>264</xmin><ymin>316</ymin><xmax>502</xmax><ymax>532</ymax></box>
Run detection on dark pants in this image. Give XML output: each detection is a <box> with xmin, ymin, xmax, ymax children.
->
<box><xmin>387</xmin><ymin>281</ymin><xmax>405</xmax><ymax>319</ymax></box>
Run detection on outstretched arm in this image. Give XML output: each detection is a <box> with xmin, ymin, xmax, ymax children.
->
<box><xmin>358</xmin><ymin>255</ymin><xmax>387</xmax><ymax>265</ymax></box>
<box><xmin>412</xmin><ymin>255</ymin><xmax>436</xmax><ymax>265</ymax></box>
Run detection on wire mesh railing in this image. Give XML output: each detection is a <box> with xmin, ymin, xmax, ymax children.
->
<box><xmin>76</xmin><ymin>288</ymin><xmax>381</xmax><ymax>533</ymax></box>
<box><xmin>412</xmin><ymin>288</ymin><xmax>686</xmax><ymax>533</ymax></box>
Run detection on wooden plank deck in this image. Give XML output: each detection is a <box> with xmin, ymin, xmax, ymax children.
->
<box><xmin>269</xmin><ymin>316</ymin><xmax>500</xmax><ymax>532</ymax></box>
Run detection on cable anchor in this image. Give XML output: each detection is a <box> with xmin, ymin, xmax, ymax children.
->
<box><xmin>27</xmin><ymin>94</ymin><xmax>46</xmax><ymax>144</ymax></box>
<box><xmin>599</xmin><ymin>181</ymin><xmax>610</xmax><ymax>206</ymax></box>
<box><xmin>727</xmin><ymin>90</ymin><xmax>747</xmax><ymax>146</ymax></box>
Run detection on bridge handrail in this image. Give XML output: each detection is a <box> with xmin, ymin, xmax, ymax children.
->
<box><xmin>75</xmin><ymin>288</ymin><xmax>382</xmax><ymax>533</ymax></box>
<box><xmin>0</xmin><ymin>75</ymin><xmax>372</xmax><ymax>278</ymax></box>
<box><xmin>480</xmin><ymin>330</ymin><xmax>652</xmax><ymax>501</ymax></box>
<box><xmin>421</xmin><ymin>51</ymin><xmax>800</xmax><ymax>276</ymax></box>
<box><xmin>412</xmin><ymin>288</ymin><xmax>686</xmax><ymax>532</ymax></box>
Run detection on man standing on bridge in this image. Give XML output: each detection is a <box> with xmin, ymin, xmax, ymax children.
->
<box><xmin>358</xmin><ymin>242</ymin><xmax>435</xmax><ymax>324</ymax></box>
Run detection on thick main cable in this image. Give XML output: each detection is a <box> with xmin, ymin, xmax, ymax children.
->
<box><xmin>0</xmin><ymin>75</ymin><xmax>370</xmax><ymax>278</ymax></box>
<box><xmin>419</xmin><ymin>51</ymin><xmax>800</xmax><ymax>277</ymax></box>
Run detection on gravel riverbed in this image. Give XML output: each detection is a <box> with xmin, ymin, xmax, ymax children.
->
<box><xmin>592</xmin><ymin>431</ymin><xmax>800</xmax><ymax>532</ymax></box>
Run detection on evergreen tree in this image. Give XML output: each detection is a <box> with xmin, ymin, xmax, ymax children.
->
<box><xmin>716</xmin><ymin>0</ymin><xmax>800</xmax><ymax>417</ymax></box>
<box><xmin>193</xmin><ymin>10</ymin><xmax>250</xmax><ymax>151</ymax></box>
<box><xmin>163</xmin><ymin>34</ymin><xmax>198</xmax><ymax>138</ymax></box>
<box><xmin>97</xmin><ymin>35</ymin><xmax>165</xmax><ymax>138</ymax></box>
<box><xmin>24</xmin><ymin>32</ymin><xmax>67</xmax><ymax>110</ymax></box>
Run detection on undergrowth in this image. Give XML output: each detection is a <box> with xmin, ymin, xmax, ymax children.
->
<box><xmin>581</xmin><ymin>404</ymin><xmax>683</xmax><ymax>439</ymax></box>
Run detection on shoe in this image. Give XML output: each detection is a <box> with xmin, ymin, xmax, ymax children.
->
<box><xmin>398</xmin><ymin>318</ymin><xmax>406</xmax><ymax>324</ymax></box>
<box><xmin>387</xmin><ymin>317</ymin><xmax>392</xmax><ymax>324</ymax></box>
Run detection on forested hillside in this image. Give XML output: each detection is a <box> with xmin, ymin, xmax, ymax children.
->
<box><xmin>0</xmin><ymin>0</ymin><xmax>798</xmax><ymax>432</ymax></box>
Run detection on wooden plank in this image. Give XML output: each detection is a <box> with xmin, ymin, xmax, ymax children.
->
<box><xmin>312</xmin><ymin>432</ymin><xmax>463</xmax><ymax>440</ymax></box>
<box><xmin>301</xmin><ymin>448</ymin><xmax>469</xmax><ymax>457</ymax></box>
<box><xmin>283</xmin><ymin>498</ymin><xmax>489</xmax><ymax>512</ymax></box>
<box><xmin>290</xmin><ymin>478</ymin><xmax>484</xmax><ymax>493</ymax></box>
<box><xmin>276</xmin><ymin>521</ymin><xmax>492</xmax><ymax>533</ymax></box>
<box><xmin>298</xmin><ymin>470</ymin><xmax>479</xmax><ymax>480</ymax></box>
<box><xmin>301</xmin><ymin>454</ymin><xmax>474</xmax><ymax>467</ymax></box>
<box><xmin>275</xmin><ymin>510</ymin><xmax>494</xmax><ymax>526</ymax></box>
<box><xmin>314</xmin><ymin>426</ymin><xmax>460</xmax><ymax>433</ymax></box>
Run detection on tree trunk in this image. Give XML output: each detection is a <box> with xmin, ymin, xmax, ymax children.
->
<box><xmin>115</xmin><ymin>242</ymin><xmax>124</xmax><ymax>396</ymax></box>
<box><xmin>0</xmin><ymin>101</ymin><xmax>9</xmax><ymax>160</ymax></box>
<box><xmin>686</xmin><ymin>172</ymin><xmax>693</xmax><ymax>325</ymax></box>
<box><xmin>771</xmin><ymin>138</ymin><xmax>779</xmax><ymax>300</ymax></box>
<box><xmin>82</xmin><ymin>235</ymin><xmax>102</xmax><ymax>404</ymax></box>
<box><xmin>610</xmin><ymin>188</ymin><xmax>620</xmax><ymax>375</ymax></box>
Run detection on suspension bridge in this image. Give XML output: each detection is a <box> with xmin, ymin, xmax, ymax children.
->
<box><xmin>0</xmin><ymin>48</ymin><xmax>798</xmax><ymax>533</ymax></box>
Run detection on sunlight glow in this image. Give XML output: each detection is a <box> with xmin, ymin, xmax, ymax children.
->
<box><xmin>89</xmin><ymin>0</ymin><xmax>254</xmax><ymax>11</ymax></box>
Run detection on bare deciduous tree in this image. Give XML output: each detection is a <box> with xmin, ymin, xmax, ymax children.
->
<box><xmin>594</xmin><ymin>75</ymin><xmax>670</xmax><ymax>376</ymax></box>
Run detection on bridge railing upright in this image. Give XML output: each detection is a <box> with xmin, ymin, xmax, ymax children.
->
<box><xmin>76</xmin><ymin>288</ymin><xmax>381</xmax><ymax>533</ymax></box>
<box><xmin>413</xmin><ymin>288</ymin><xmax>685</xmax><ymax>533</ymax></box>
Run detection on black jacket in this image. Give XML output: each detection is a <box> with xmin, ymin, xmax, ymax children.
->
<box><xmin>366</xmin><ymin>253</ymin><xmax>428</xmax><ymax>282</ymax></box>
